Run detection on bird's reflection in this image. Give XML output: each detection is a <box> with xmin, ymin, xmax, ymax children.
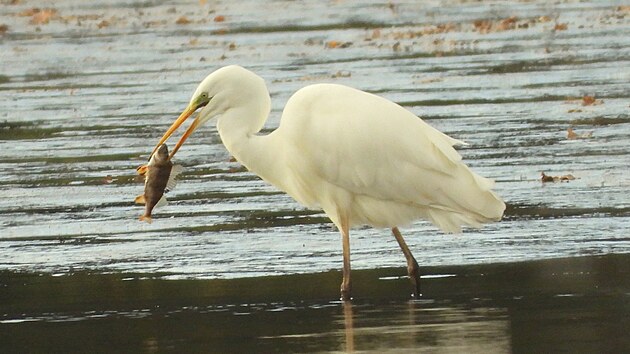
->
<box><xmin>342</xmin><ymin>301</ymin><xmax>354</xmax><ymax>352</ymax></box>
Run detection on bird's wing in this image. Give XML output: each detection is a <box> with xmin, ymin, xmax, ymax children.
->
<box><xmin>281</xmin><ymin>85</ymin><xmax>502</xmax><ymax>230</ymax></box>
<box><xmin>284</xmin><ymin>84</ymin><xmax>467</xmax><ymax>204</ymax></box>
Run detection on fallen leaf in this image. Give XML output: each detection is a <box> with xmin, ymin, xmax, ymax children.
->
<box><xmin>538</xmin><ymin>16</ymin><xmax>552</xmax><ymax>23</ymax></box>
<box><xmin>554</xmin><ymin>23</ymin><xmax>568</xmax><ymax>31</ymax></box>
<box><xmin>567</xmin><ymin>127</ymin><xmax>593</xmax><ymax>140</ymax></box>
<box><xmin>18</xmin><ymin>8</ymin><xmax>41</xmax><ymax>17</ymax></box>
<box><xmin>214</xmin><ymin>15</ymin><xmax>225</xmax><ymax>22</ymax></box>
<box><xmin>175</xmin><ymin>16</ymin><xmax>191</xmax><ymax>25</ymax></box>
<box><xmin>497</xmin><ymin>16</ymin><xmax>518</xmax><ymax>31</ymax></box>
<box><xmin>541</xmin><ymin>172</ymin><xmax>576</xmax><ymax>183</ymax></box>
<box><xmin>541</xmin><ymin>172</ymin><xmax>555</xmax><ymax>183</ymax></box>
<box><xmin>29</xmin><ymin>8</ymin><xmax>57</xmax><ymax>25</ymax></box>
<box><xmin>326</xmin><ymin>40</ymin><xmax>352</xmax><ymax>49</ymax></box>
<box><xmin>473</xmin><ymin>19</ymin><xmax>492</xmax><ymax>33</ymax></box>
<box><xmin>0</xmin><ymin>24</ymin><xmax>8</xmax><ymax>34</ymax></box>
<box><xmin>582</xmin><ymin>95</ymin><xmax>596</xmax><ymax>106</ymax></box>
<box><xmin>97</xmin><ymin>20</ymin><xmax>110</xmax><ymax>29</ymax></box>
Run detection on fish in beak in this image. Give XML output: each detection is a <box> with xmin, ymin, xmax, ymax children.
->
<box><xmin>135</xmin><ymin>144</ymin><xmax>183</xmax><ymax>223</ymax></box>
<box><xmin>136</xmin><ymin>93</ymin><xmax>209</xmax><ymax>176</ymax></box>
<box><xmin>152</xmin><ymin>93</ymin><xmax>211</xmax><ymax>161</ymax></box>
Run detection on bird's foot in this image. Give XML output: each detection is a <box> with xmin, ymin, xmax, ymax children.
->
<box><xmin>340</xmin><ymin>284</ymin><xmax>352</xmax><ymax>302</ymax></box>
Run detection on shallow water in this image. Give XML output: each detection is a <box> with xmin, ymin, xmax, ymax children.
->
<box><xmin>0</xmin><ymin>0</ymin><xmax>629</xmax><ymax>352</ymax></box>
<box><xmin>1</xmin><ymin>255</ymin><xmax>629</xmax><ymax>353</ymax></box>
<box><xmin>1</xmin><ymin>0</ymin><xmax>628</xmax><ymax>279</ymax></box>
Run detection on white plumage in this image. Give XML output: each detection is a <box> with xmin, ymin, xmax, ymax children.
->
<box><xmin>153</xmin><ymin>65</ymin><xmax>505</xmax><ymax>299</ymax></box>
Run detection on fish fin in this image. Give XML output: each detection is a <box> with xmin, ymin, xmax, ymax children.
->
<box><xmin>139</xmin><ymin>215</ymin><xmax>152</xmax><ymax>223</ymax></box>
<box><xmin>137</xmin><ymin>165</ymin><xmax>149</xmax><ymax>176</ymax></box>
<box><xmin>155</xmin><ymin>195</ymin><xmax>168</xmax><ymax>208</ymax></box>
<box><xmin>134</xmin><ymin>195</ymin><xmax>146</xmax><ymax>205</ymax></box>
<box><xmin>165</xmin><ymin>165</ymin><xmax>184</xmax><ymax>193</ymax></box>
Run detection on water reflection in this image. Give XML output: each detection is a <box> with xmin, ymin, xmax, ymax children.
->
<box><xmin>343</xmin><ymin>301</ymin><xmax>354</xmax><ymax>352</ymax></box>
<box><xmin>5</xmin><ymin>255</ymin><xmax>624</xmax><ymax>352</ymax></box>
<box><xmin>337</xmin><ymin>300</ymin><xmax>509</xmax><ymax>353</ymax></box>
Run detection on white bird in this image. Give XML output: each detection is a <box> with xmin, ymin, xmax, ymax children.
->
<box><xmin>151</xmin><ymin>65</ymin><xmax>505</xmax><ymax>300</ymax></box>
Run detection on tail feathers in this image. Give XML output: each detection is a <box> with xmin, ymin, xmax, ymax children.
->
<box><xmin>445</xmin><ymin>166</ymin><xmax>505</xmax><ymax>222</ymax></box>
<box><xmin>427</xmin><ymin>207</ymin><xmax>499</xmax><ymax>234</ymax></box>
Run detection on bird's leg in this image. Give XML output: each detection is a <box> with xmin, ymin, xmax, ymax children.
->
<box><xmin>340</xmin><ymin>215</ymin><xmax>352</xmax><ymax>301</ymax></box>
<box><xmin>392</xmin><ymin>227</ymin><xmax>421</xmax><ymax>297</ymax></box>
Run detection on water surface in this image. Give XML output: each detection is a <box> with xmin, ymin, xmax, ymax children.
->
<box><xmin>0</xmin><ymin>0</ymin><xmax>629</xmax><ymax>352</ymax></box>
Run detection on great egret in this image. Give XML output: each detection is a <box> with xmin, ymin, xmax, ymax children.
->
<box><xmin>151</xmin><ymin>65</ymin><xmax>505</xmax><ymax>300</ymax></box>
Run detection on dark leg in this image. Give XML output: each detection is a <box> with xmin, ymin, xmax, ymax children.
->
<box><xmin>392</xmin><ymin>227</ymin><xmax>421</xmax><ymax>297</ymax></box>
<box><xmin>340</xmin><ymin>215</ymin><xmax>352</xmax><ymax>301</ymax></box>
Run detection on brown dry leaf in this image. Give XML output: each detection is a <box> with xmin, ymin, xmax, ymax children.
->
<box><xmin>18</xmin><ymin>8</ymin><xmax>41</xmax><ymax>16</ymax></box>
<box><xmin>541</xmin><ymin>172</ymin><xmax>575</xmax><ymax>183</ymax></box>
<box><xmin>326</xmin><ymin>40</ymin><xmax>339</xmax><ymax>48</ymax></box>
<box><xmin>176</xmin><ymin>16</ymin><xmax>191</xmax><ymax>25</ymax></box>
<box><xmin>213</xmin><ymin>15</ymin><xmax>225</xmax><ymax>22</ymax></box>
<box><xmin>228</xmin><ymin>42</ymin><xmax>236</xmax><ymax>50</ymax></box>
<box><xmin>541</xmin><ymin>172</ymin><xmax>555</xmax><ymax>183</ymax></box>
<box><xmin>554</xmin><ymin>23</ymin><xmax>568</xmax><ymax>31</ymax></box>
<box><xmin>538</xmin><ymin>16</ymin><xmax>552</xmax><ymax>23</ymax></box>
<box><xmin>29</xmin><ymin>8</ymin><xmax>57</xmax><ymax>25</ymax></box>
<box><xmin>473</xmin><ymin>19</ymin><xmax>492</xmax><ymax>33</ymax></box>
<box><xmin>0</xmin><ymin>24</ymin><xmax>8</xmax><ymax>34</ymax></box>
<box><xmin>97</xmin><ymin>20</ymin><xmax>110</xmax><ymax>29</ymax></box>
<box><xmin>497</xmin><ymin>16</ymin><xmax>518</xmax><ymax>31</ymax></box>
<box><xmin>582</xmin><ymin>95</ymin><xmax>596</xmax><ymax>106</ymax></box>
<box><xmin>325</xmin><ymin>40</ymin><xmax>351</xmax><ymax>49</ymax></box>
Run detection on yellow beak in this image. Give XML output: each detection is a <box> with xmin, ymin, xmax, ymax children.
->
<box><xmin>150</xmin><ymin>104</ymin><xmax>202</xmax><ymax>160</ymax></box>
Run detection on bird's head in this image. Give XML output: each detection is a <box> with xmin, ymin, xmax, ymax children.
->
<box><xmin>149</xmin><ymin>65</ymin><xmax>267</xmax><ymax>160</ymax></box>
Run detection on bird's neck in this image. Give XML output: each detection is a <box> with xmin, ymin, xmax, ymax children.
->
<box><xmin>216</xmin><ymin>108</ymin><xmax>284</xmax><ymax>189</ymax></box>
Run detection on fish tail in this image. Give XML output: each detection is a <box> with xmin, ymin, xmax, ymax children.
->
<box><xmin>139</xmin><ymin>215</ymin><xmax>153</xmax><ymax>223</ymax></box>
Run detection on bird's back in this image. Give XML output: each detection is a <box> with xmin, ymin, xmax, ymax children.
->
<box><xmin>274</xmin><ymin>83</ymin><xmax>505</xmax><ymax>233</ymax></box>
